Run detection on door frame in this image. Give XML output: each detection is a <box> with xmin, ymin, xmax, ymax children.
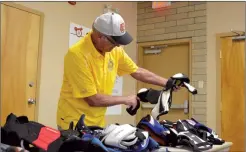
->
<box><xmin>135</xmin><ymin>38</ymin><xmax>193</xmax><ymax>124</ymax></box>
<box><xmin>1</xmin><ymin>2</ymin><xmax>44</xmax><ymax>122</ymax></box>
<box><xmin>215</xmin><ymin>31</ymin><xmax>245</xmax><ymax>137</ymax></box>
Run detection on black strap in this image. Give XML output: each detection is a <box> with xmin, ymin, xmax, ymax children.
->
<box><xmin>192</xmin><ymin>141</ymin><xmax>213</xmax><ymax>152</ymax></box>
<box><xmin>196</xmin><ymin>141</ymin><xmax>213</xmax><ymax>147</ymax></box>
<box><xmin>135</xmin><ymin>129</ymin><xmax>146</xmax><ymax>142</ymax></box>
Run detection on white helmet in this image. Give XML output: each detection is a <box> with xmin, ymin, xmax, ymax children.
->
<box><xmin>99</xmin><ymin>124</ymin><xmax>149</xmax><ymax>150</ymax></box>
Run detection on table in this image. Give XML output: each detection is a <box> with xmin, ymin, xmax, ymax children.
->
<box><xmin>1</xmin><ymin>141</ymin><xmax>232</xmax><ymax>152</ymax></box>
<box><xmin>154</xmin><ymin>142</ymin><xmax>233</xmax><ymax>152</ymax></box>
<box><xmin>0</xmin><ymin>143</ymin><xmax>29</xmax><ymax>152</ymax></box>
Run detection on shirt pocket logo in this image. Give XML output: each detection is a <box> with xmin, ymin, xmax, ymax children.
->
<box><xmin>108</xmin><ymin>59</ymin><xmax>114</xmax><ymax>72</ymax></box>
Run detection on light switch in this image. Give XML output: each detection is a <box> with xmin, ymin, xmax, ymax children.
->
<box><xmin>198</xmin><ymin>81</ymin><xmax>204</xmax><ymax>88</ymax></box>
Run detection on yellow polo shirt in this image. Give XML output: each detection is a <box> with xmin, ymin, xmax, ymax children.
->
<box><xmin>56</xmin><ymin>31</ymin><xmax>138</xmax><ymax>130</ymax></box>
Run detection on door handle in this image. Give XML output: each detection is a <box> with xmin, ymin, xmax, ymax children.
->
<box><xmin>28</xmin><ymin>98</ymin><xmax>35</xmax><ymax>105</ymax></box>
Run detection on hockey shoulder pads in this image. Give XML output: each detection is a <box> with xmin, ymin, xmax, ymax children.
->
<box><xmin>176</xmin><ymin>120</ymin><xmax>213</xmax><ymax>152</ymax></box>
<box><xmin>183</xmin><ymin>118</ymin><xmax>225</xmax><ymax>145</ymax></box>
<box><xmin>137</xmin><ymin>115</ymin><xmax>172</xmax><ymax>146</ymax></box>
<box><xmin>99</xmin><ymin>124</ymin><xmax>139</xmax><ymax>150</ymax></box>
<box><xmin>98</xmin><ymin>123</ymin><xmax>154</xmax><ymax>152</ymax></box>
<box><xmin>135</xmin><ymin>73</ymin><xmax>197</xmax><ymax>120</ymax></box>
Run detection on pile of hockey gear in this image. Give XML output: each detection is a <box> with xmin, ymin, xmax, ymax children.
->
<box><xmin>69</xmin><ymin>114</ymin><xmax>160</xmax><ymax>152</ymax></box>
<box><xmin>1</xmin><ymin>113</ymin><xmax>160</xmax><ymax>152</ymax></box>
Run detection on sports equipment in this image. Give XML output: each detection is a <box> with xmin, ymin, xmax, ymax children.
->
<box><xmin>165</xmin><ymin>73</ymin><xmax>197</xmax><ymax>94</ymax></box>
<box><xmin>1</xmin><ymin>113</ymin><xmax>63</xmax><ymax>152</ymax></box>
<box><xmin>160</xmin><ymin>119</ymin><xmax>213</xmax><ymax>152</ymax></box>
<box><xmin>73</xmin><ymin>114</ymin><xmax>159</xmax><ymax>152</ymax></box>
<box><xmin>1</xmin><ymin>113</ymin><xmax>110</xmax><ymax>152</ymax></box>
<box><xmin>178</xmin><ymin>118</ymin><xmax>225</xmax><ymax>145</ymax></box>
<box><xmin>175</xmin><ymin>120</ymin><xmax>213</xmax><ymax>152</ymax></box>
<box><xmin>98</xmin><ymin>123</ymin><xmax>159</xmax><ymax>152</ymax></box>
<box><xmin>100</xmin><ymin>124</ymin><xmax>139</xmax><ymax>150</ymax></box>
<box><xmin>137</xmin><ymin>115</ymin><xmax>177</xmax><ymax>147</ymax></box>
<box><xmin>133</xmin><ymin>73</ymin><xmax>197</xmax><ymax>120</ymax></box>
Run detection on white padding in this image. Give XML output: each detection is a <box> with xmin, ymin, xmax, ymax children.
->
<box><xmin>138</xmin><ymin>88</ymin><xmax>148</xmax><ymax>93</ymax></box>
<box><xmin>172</xmin><ymin>73</ymin><xmax>183</xmax><ymax>78</ymax></box>
<box><xmin>151</xmin><ymin>90</ymin><xmax>171</xmax><ymax>119</ymax></box>
<box><xmin>101</xmin><ymin>124</ymin><xmax>138</xmax><ymax>149</ymax></box>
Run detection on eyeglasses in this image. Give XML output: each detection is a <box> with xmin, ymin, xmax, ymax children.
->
<box><xmin>104</xmin><ymin>35</ymin><xmax>119</xmax><ymax>46</ymax></box>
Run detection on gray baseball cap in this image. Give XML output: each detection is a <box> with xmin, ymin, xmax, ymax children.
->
<box><xmin>93</xmin><ymin>12</ymin><xmax>133</xmax><ymax>45</ymax></box>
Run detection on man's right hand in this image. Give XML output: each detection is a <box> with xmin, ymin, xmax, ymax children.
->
<box><xmin>125</xmin><ymin>95</ymin><xmax>140</xmax><ymax>110</ymax></box>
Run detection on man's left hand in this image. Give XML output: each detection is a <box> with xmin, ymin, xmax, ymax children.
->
<box><xmin>173</xmin><ymin>85</ymin><xmax>182</xmax><ymax>92</ymax></box>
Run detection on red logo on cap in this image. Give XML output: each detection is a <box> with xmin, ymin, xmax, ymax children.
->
<box><xmin>120</xmin><ymin>23</ymin><xmax>125</xmax><ymax>33</ymax></box>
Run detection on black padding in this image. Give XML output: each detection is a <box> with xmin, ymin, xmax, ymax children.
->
<box><xmin>58</xmin><ymin>138</ymin><xmax>90</xmax><ymax>152</ymax></box>
<box><xmin>137</xmin><ymin>89</ymin><xmax>149</xmax><ymax>103</ymax></box>
<box><xmin>146</xmin><ymin>89</ymin><xmax>162</xmax><ymax>104</ymax></box>
<box><xmin>165</xmin><ymin>78</ymin><xmax>174</xmax><ymax>90</ymax></box>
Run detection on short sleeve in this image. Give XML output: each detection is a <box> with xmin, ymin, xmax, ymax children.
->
<box><xmin>117</xmin><ymin>48</ymin><xmax>139</xmax><ymax>76</ymax></box>
<box><xmin>64</xmin><ymin>51</ymin><xmax>97</xmax><ymax>98</ymax></box>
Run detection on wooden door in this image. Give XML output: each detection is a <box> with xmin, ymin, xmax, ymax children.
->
<box><xmin>1</xmin><ymin>3</ymin><xmax>42</xmax><ymax>125</ymax></box>
<box><xmin>221</xmin><ymin>37</ymin><xmax>245</xmax><ymax>151</ymax></box>
<box><xmin>136</xmin><ymin>41</ymin><xmax>191</xmax><ymax>123</ymax></box>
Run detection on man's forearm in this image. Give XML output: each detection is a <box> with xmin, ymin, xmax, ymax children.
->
<box><xmin>84</xmin><ymin>94</ymin><xmax>128</xmax><ymax>107</ymax></box>
<box><xmin>131</xmin><ymin>67</ymin><xmax>168</xmax><ymax>87</ymax></box>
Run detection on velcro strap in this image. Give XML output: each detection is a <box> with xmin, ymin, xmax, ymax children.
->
<box><xmin>195</xmin><ymin>141</ymin><xmax>210</xmax><ymax>147</ymax></box>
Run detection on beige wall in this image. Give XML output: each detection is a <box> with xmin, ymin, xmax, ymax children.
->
<box><xmin>14</xmin><ymin>2</ymin><xmax>137</xmax><ymax>128</ymax></box>
<box><xmin>137</xmin><ymin>1</ymin><xmax>207</xmax><ymax>124</ymax></box>
<box><xmin>206</xmin><ymin>2</ymin><xmax>245</xmax><ymax>130</ymax></box>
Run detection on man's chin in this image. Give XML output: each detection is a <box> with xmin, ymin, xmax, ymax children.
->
<box><xmin>106</xmin><ymin>48</ymin><xmax>114</xmax><ymax>52</ymax></box>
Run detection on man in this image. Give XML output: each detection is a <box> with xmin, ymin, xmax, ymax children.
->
<box><xmin>56</xmin><ymin>12</ymin><xmax>174</xmax><ymax>130</ymax></box>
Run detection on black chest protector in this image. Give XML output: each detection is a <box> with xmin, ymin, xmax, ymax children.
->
<box><xmin>1</xmin><ymin>113</ymin><xmax>63</xmax><ymax>152</ymax></box>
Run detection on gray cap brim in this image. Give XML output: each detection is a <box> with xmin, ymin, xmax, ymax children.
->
<box><xmin>111</xmin><ymin>31</ymin><xmax>133</xmax><ymax>45</ymax></box>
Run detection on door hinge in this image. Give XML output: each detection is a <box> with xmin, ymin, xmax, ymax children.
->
<box><xmin>220</xmin><ymin>50</ymin><xmax>222</xmax><ymax>59</ymax></box>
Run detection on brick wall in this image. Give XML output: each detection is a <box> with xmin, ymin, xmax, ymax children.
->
<box><xmin>137</xmin><ymin>1</ymin><xmax>207</xmax><ymax>124</ymax></box>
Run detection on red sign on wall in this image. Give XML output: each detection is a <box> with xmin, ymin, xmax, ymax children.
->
<box><xmin>152</xmin><ymin>2</ymin><xmax>171</xmax><ymax>9</ymax></box>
